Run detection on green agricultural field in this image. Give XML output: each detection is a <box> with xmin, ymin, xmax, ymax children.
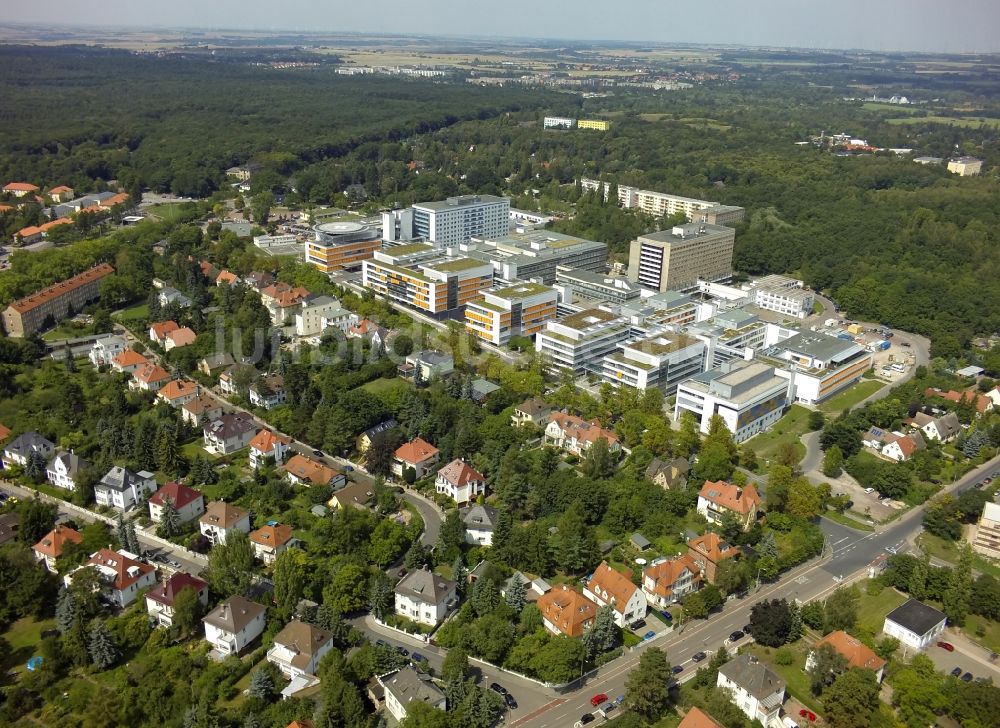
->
<box><xmin>861</xmin><ymin>102</ymin><xmax>922</xmax><ymax>113</ymax></box>
<box><xmin>887</xmin><ymin>115</ymin><xmax>1000</xmax><ymax>129</ymax></box>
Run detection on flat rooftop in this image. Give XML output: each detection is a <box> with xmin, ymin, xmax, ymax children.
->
<box><xmin>413</xmin><ymin>194</ymin><xmax>508</xmax><ymax>212</ymax></box>
<box><xmin>426</xmin><ymin>257</ymin><xmax>488</xmax><ymax>273</ymax></box>
<box><xmin>385</xmin><ymin>242</ymin><xmax>434</xmax><ymax>256</ymax></box>
<box><xmin>559</xmin><ymin>308</ymin><xmax>622</xmax><ymax>329</ymax></box>
<box><xmin>639</xmin><ymin>223</ymin><xmax>733</xmax><ymax>244</ymax></box>
<box><xmin>625</xmin><ymin>333</ymin><xmax>700</xmax><ymax>357</ymax></box>
<box><xmin>490</xmin><ymin>282</ymin><xmax>553</xmax><ymax>300</ymax></box>
<box><xmin>781</xmin><ymin>331</ymin><xmax>863</xmax><ymax>362</ymax></box>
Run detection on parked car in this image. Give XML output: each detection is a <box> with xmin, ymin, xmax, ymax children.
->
<box><xmin>375</xmin><ymin>639</ymin><xmax>388</xmax><ymax>648</ymax></box>
<box><xmin>671</xmin><ymin>665</ymin><xmax>684</xmax><ymax>674</ymax></box>
<box><xmin>395</xmin><ymin>646</ymin><xmax>409</xmax><ymax>657</ymax></box>
<box><xmin>489</xmin><ymin>683</ymin><xmax>507</xmax><ymax>695</ymax></box>
<box><xmin>504</xmin><ymin>692</ymin><xmax>517</xmax><ymax>710</ymax></box>
<box><xmin>591</xmin><ymin>693</ymin><xmax>608</xmax><ymax>707</ymax></box>
<box><xmin>630</xmin><ymin>618</ymin><xmax>646</xmax><ymax>631</ymax></box>
<box><xmin>660</xmin><ymin>610</ymin><xmax>673</xmax><ymax>622</ymax></box>
<box><xmin>615</xmin><ymin>695</ymin><xmax>625</xmax><ymax>705</ymax></box>
<box><xmin>961</xmin><ymin>672</ymin><xmax>974</xmax><ymax>682</ymax></box>
<box><xmin>580</xmin><ymin>714</ymin><xmax>595</xmax><ymax>725</ymax></box>
<box><xmin>643</xmin><ymin>630</ymin><xmax>656</xmax><ymax>640</ymax></box>
<box><xmin>864</xmin><ymin>487</ymin><xmax>875</xmax><ymax>494</ymax></box>
<box><xmin>951</xmin><ymin>667</ymin><xmax>962</xmax><ymax>677</ymax></box>
<box><xmin>742</xmin><ymin>624</ymin><xmax>752</xmax><ymax>634</ymax></box>
<box><xmin>692</xmin><ymin>652</ymin><xmax>707</xmax><ymax>662</ymax></box>
<box><xmin>312</xmin><ymin>450</ymin><xmax>325</xmax><ymax>458</ymax></box>
<box><xmin>411</xmin><ymin>652</ymin><xmax>426</xmax><ymax>663</ymax></box>
<box><xmin>729</xmin><ymin>630</ymin><xmax>745</xmax><ymax>642</ymax></box>
<box><xmin>937</xmin><ymin>641</ymin><xmax>955</xmax><ymax>652</ymax></box>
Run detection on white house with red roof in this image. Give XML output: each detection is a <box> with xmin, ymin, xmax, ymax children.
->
<box><xmin>642</xmin><ymin>555</ymin><xmax>702</xmax><ymax>609</ymax></box>
<box><xmin>67</xmin><ymin>548</ymin><xmax>156</xmax><ymax>607</ymax></box>
<box><xmin>149</xmin><ymin>320</ymin><xmax>180</xmax><ymax>346</ymax></box>
<box><xmin>697</xmin><ymin>480</ymin><xmax>761</xmax><ymax>531</ymax></box>
<box><xmin>881</xmin><ymin>431</ymin><xmax>926</xmax><ymax>462</ymax></box>
<box><xmin>249</xmin><ymin>524</ymin><xmax>297</xmax><ymax>564</ymax></box>
<box><xmin>3</xmin><ymin>182</ymin><xmax>39</xmax><ymax>198</ymax></box>
<box><xmin>164</xmin><ymin>326</ymin><xmax>197</xmax><ymax>351</ymax></box>
<box><xmin>585</xmin><ymin>561</ymin><xmax>647</xmax><ymax>627</ymax></box>
<box><xmin>149</xmin><ymin>481</ymin><xmax>205</xmax><ymax>524</ymax></box>
<box><xmin>392</xmin><ymin>437</ymin><xmax>440</xmax><ymax>479</ymax></box>
<box><xmin>544</xmin><ymin>412</ymin><xmax>621</xmax><ymax>456</ymax></box>
<box><xmin>47</xmin><ymin>185</ymin><xmax>75</xmax><ymax>202</ymax></box>
<box><xmin>129</xmin><ymin>363</ymin><xmax>172</xmax><ymax>392</ymax></box>
<box><xmin>435</xmin><ymin>459</ymin><xmax>486</xmax><ymax>504</ymax></box>
<box><xmin>110</xmin><ymin>348</ymin><xmax>149</xmax><ymax>375</ymax></box>
<box><xmin>145</xmin><ymin>572</ymin><xmax>209</xmax><ymax>628</ymax></box>
<box><xmin>249</xmin><ymin>429</ymin><xmax>292</xmax><ymax>468</ymax></box>
<box><xmin>156</xmin><ymin>379</ymin><xmax>200</xmax><ymax>408</ymax></box>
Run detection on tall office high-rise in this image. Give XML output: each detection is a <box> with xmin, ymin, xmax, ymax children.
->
<box><xmin>627</xmin><ymin>223</ymin><xmax>735</xmax><ymax>293</ymax></box>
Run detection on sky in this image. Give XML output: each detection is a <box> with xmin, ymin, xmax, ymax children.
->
<box><xmin>5</xmin><ymin>0</ymin><xmax>1000</xmax><ymax>54</ymax></box>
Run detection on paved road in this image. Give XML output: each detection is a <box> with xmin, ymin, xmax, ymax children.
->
<box><xmin>0</xmin><ymin>479</ymin><xmax>208</xmax><ymax>577</ymax></box>
<box><xmin>398</xmin><ymin>489</ymin><xmax>444</xmax><ymax>547</ymax></box>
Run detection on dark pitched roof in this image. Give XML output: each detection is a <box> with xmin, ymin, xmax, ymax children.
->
<box><xmin>885</xmin><ymin>598</ymin><xmax>947</xmax><ymax>635</ymax></box>
<box><xmin>718</xmin><ymin>654</ymin><xmax>785</xmax><ymax>701</ymax></box>
<box><xmin>395</xmin><ymin>568</ymin><xmax>456</xmax><ymax>604</ymax></box>
<box><xmin>460</xmin><ymin>504</ymin><xmax>497</xmax><ymax>531</ymax></box>
<box><xmin>203</xmin><ymin>595</ymin><xmax>266</xmax><ymax>632</ymax></box>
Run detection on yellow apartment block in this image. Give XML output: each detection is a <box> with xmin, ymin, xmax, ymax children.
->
<box><xmin>577</xmin><ymin>119</ymin><xmax>611</xmax><ymax>131</ymax></box>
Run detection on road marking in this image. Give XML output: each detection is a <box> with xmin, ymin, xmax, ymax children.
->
<box><xmin>508</xmin><ymin>698</ymin><xmax>566</xmax><ymax>728</ymax></box>
<box><xmin>832</xmin><ymin>537</ymin><xmax>849</xmax><ymax>546</ymax></box>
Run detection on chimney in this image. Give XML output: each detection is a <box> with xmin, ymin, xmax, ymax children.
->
<box><xmin>735</xmin><ymin>488</ymin><xmax>742</xmax><ymax>499</ymax></box>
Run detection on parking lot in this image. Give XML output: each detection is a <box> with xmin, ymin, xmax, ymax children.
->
<box><xmin>922</xmin><ymin>633</ymin><xmax>1000</xmax><ymax>685</ymax></box>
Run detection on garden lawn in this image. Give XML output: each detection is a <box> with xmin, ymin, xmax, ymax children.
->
<box><xmin>818</xmin><ymin>380</ymin><xmax>885</xmax><ymax>414</ymax></box>
<box><xmin>745</xmin><ymin>405</ymin><xmax>811</xmax><ymax>466</ymax></box>
<box><xmin>113</xmin><ymin>302</ymin><xmax>149</xmax><ymax>322</ymax></box>
<box><xmin>854</xmin><ymin>582</ymin><xmax>907</xmax><ymax>634</ymax></box>
<box><xmin>744</xmin><ymin>642</ymin><xmax>823</xmax><ymax>713</ymax></box>
<box><xmin>2</xmin><ymin>615</ymin><xmax>57</xmax><ymax>674</ymax></box>
<box><xmin>917</xmin><ymin>532</ymin><xmax>1000</xmax><ymax>579</ymax></box>
<box><xmin>360</xmin><ymin>377</ymin><xmax>413</xmax><ymax>399</ymax></box>
<box><xmin>962</xmin><ymin>614</ymin><xmax>1000</xmax><ymax>654</ymax></box>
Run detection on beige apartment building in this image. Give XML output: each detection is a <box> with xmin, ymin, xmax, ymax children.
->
<box><xmin>2</xmin><ymin>263</ymin><xmax>114</xmax><ymax>337</ymax></box>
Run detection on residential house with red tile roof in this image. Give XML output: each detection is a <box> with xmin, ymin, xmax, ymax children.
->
<box><xmin>806</xmin><ymin>630</ymin><xmax>886</xmax><ymax>682</ymax></box>
<box><xmin>435</xmin><ymin>459</ymin><xmax>486</xmax><ymax>504</ymax></box>
<box><xmin>0</xmin><ymin>423</ymin><xmax>10</xmax><ymax>443</ymax></box>
<box><xmin>32</xmin><ymin>525</ymin><xmax>83</xmax><ymax>572</ymax></box>
<box><xmin>47</xmin><ymin>185</ymin><xmax>75</xmax><ymax>202</ymax></box>
<box><xmin>250</xmin><ymin>524</ymin><xmax>297</xmax><ymax>564</ymax></box>
<box><xmin>925</xmin><ymin>386</ymin><xmax>993</xmax><ymax>416</ymax></box>
<box><xmin>69</xmin><ymin>548</ymin><xmax>157</xmax><ymax>606</ymax></box>
<box><xmin>282</xmin><ymin>454</ymin><xmax>345</xmax><ymax>488</ymax></box>
<box><xmin>249</xmin><ymin>429</ymin><xmax>292</xmax><ymax>468</ymax></box>
<box><xmin>537</xmin><ymin>584</ymin><xmax>598</xmax><ymax>638</ymax></box>
<box><xmin>260</xmin><ymin>283</ymin><xmax>310</xmax><ymax>325</ymax></box>
<box><xmin>216</xmin><ymin>270</ymin><xmax>239</xmax><ymax>286</ymax></box>
<box><xmin>687</xmin><ymin>532</ymin><xmax>740</xmax><ymax>583</ymax></box>
<box><xmin>585</xmin><ymin>561</ymin><xmax>647</xmax><ymax>627</ymax></box>
<box><xmin>129</xmin><ymin>362</ymin><xmax>172</xmax><ymax>392</ymax></box>
<box><xmin>149</xmin><ymin>481</ymin><xmax>205</xmax><ymax>524</ymax></box>
<box><xmin>642</xmin><ymin>555</ymin><xmax>702</xmax><ymax>609</ymax></box>
<box><xmin>881</xmin><ymin>431</ymin><xmax>926</xmax><ymax>462</ymax></box>
<box><xmin>393</xmin><ymin>437</ymin><xmax>440</xmax><ymax>479</ymax></box>
<box><xmin>157</xmin><ymin>379</ymin><xmax>200</xmax><ymax>407</ymax></box>
<box><xmin>111</xmin><ymin>348</ymin><xmax>148</xmax><ymax>374</ymax></box>
<box><xmin>145</xmin><ymin>572</ymin><xmax>209</xmax><ymax>628</ymax></box>
<box><xmin>678</xmin><ymin>707</ymin><xmax>727</xmax><ymax>728</ymax></box>
<box><xmin>4</xmin><ymin>182</ymin><xmax>39</xmax><ymax>197</ymax></box>
<box><xmin>697</xmin><ymin>480</ymin><xmax>760</xmax><ymax>531</ymax></box>
<box><xmin>544</xmin><ymin>412</ymin><xmax>621</xmax><ymax>456</ymax></box>
<box><xmin>165</xmin><ymin>326</ymin><xmax>197</xmax><ymax>350</ymax></box>
<box><xmin>149</xmin><ymin>320</ymin><xmax>180</xmax><ymax>346</ymax></box>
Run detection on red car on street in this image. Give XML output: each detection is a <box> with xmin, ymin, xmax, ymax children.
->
<box><xmin>937</xmin><ymin>641</ymin><xmax>955</xmax><ymax>652</ymax></box>
<box><xmin>591</xmin><ymin>693</ymin><xmax>608</xmax><ymax>707</ymax></box>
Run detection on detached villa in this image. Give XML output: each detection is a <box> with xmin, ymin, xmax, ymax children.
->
<box><xmin>544</xmin><ymin>412</ymin><xmax>621</xmax><ymax>456</ymax></box>
<box><xmin>697</xmin><ymin>480</ymin><xmax>760</xmax><ymax>531</ymax></box>
<box><xmin>584</xmin><ymin>561</ymin><xmax>648</xmax><ymax>627</ymax></box>
<box><xmin>203</xmin><ymin>596</ymin><xmax>267</xmax><ymax>656</ymax></box>
<box><xmin>145</xmin><ymin>572</ymin><xmax>209</xmax><ymax>628</ymax></box>
<box><xmin>435</xmin><ymin>459</ymin><xmax>486</xmax><ymax>504</ymax></box>
<box><xmin>394</xmin><ymin>568</ymin><xmax>457</xmax><ymax>627</ymax></box>
<box><xmin>95</xmin><ymin>466</ymin><xmax>157</xmax><ymax>511</ymax></box>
